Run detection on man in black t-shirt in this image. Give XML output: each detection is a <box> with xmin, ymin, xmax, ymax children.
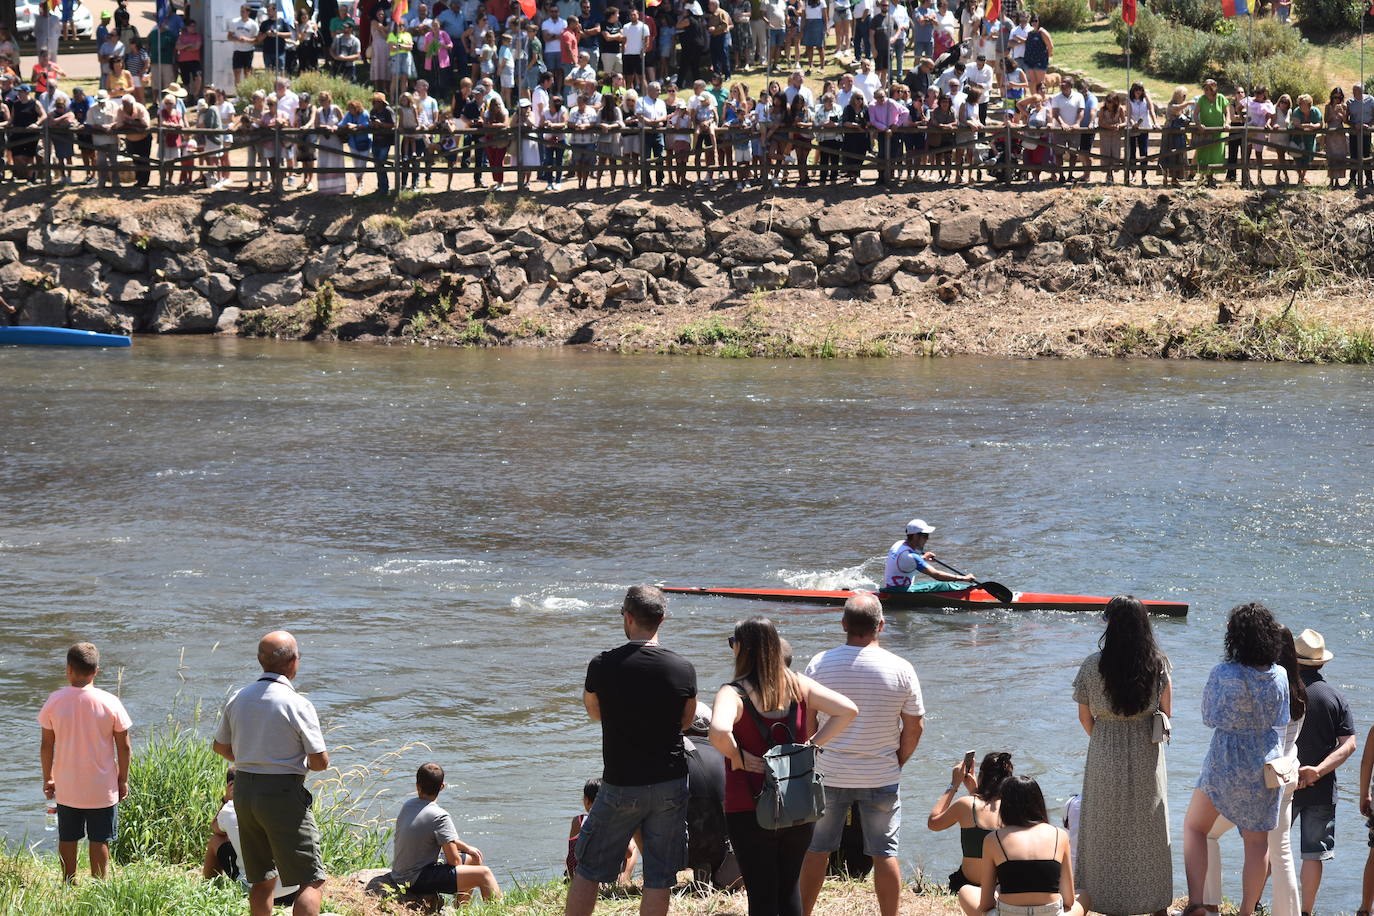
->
<box><xmin>1293</xmin><ymin>628</ymin><xmax>1356</xmax><ymax>916</ymax></box>
<box><xmin>566</xmin><ymin>585</ymin><xmax>697</xmax><ymax>916</ymax></box>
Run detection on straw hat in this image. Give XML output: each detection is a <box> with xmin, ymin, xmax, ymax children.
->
<box><xmin>1294</xmin><ymin>628</ymin><xmax>1333</xmax><ymax>666</ymax></box>
<box><xmin>164</xmin><ymin>81</ymin><xmax>188</xmax><ymax>98</ymax></box>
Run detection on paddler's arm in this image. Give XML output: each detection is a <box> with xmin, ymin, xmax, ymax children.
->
<box><xmin>920</xmin><ymin>554</ymin><xmax>977</xmax><ymax>583</ymax></box>
<box><xmin>583</xmin><ymin>690</ymin><xmax>601</xmax><ymax>722</ymax></box>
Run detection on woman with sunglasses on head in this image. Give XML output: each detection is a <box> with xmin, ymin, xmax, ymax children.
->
<box><xmin>710</xmin><ymin>616</ymin><xmax>857</xmax><ymax>916</ymax></box>
<box><xmin>1072</xmin><ymin>596</ymin><xmax>1172</xmax><ymax>916</ymax></box>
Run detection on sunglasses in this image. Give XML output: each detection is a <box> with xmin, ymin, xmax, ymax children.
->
<box><xmin>727</xmin><ymin>635</ymin><xmax>738</xmax><ymax>648</ymax></box>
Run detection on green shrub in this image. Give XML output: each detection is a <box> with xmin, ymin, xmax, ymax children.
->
<box><xmin>116</xmin><ymin>725</ymin><xmax>225</xmax><ymax>866</ymax></box>
<box><xmin>1151</xmin><ymin>23</ymin><xmax>1216</xmax><ymax>82</ymax></box>
<box><xmin>1030</xmin><ymin>0</ymin><xmax>1091</xmax><ymax>30</ymax></box>
<box><xmin>1111</xmin><ymin>6</ymin><xmax>1163</xmax><ymax>61</ymax></box>
<box><xmin>1226</xmin><ymin>52</ymin><xmax>1328</xmax><ymax>101</ymax></box>
<box><xmin>231</xmin><ymin>70</ymin><xmax>372</xmax><ymax>110</ymax></box>
<box><xmin>1295</xmin><ymin>0</ymin><xmax>1364</xmax><ymax>30</ymax></box>
<box><xmin>1154</xmin><ymin>0</ymin><xmax>1222</xmax><ymax>32</ymax></box>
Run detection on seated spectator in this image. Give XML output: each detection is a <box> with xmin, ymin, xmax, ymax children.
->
<box><xmin>202</xmin><ymin>767</ymin><xmax>302</xmax><ymax>908</ymax></box>
<box><xmin>976</xmin><ymin>775</ymin><xmax>1085</xmax><ymax>916</ymax></box>
<box><xmin>567</xmin><ymin>779</ymin><xmax>639</xmax><ymax>885</ymax></box>
<box><xmin>928</xmin><ymin>752</ymin><xmax>1013</xmax><ymax>912</ymax></box>
<box><xmin>390</xmin><ymin>762</ymin><xmax>501</xmax><ymax>905</ymax></box>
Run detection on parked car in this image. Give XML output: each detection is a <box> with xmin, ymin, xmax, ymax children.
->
<box><xmin>16</xmin><ymin>0</ymin><xmax>96</xmax><ymax>39</ymax></box>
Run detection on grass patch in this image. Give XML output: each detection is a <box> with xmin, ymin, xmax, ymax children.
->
<box><xmin>234</xmin><ymin>71</ymin><xmax>374</xmax><ymax>112</ymax></box>
<box><xmin>1107</xmin><ymin>308</ymin><xmax>1374</xmax><ymax>361</ymax></box>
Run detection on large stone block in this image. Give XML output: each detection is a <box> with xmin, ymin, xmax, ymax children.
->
<box><xmin>153</xmin><ymin>288</ymin><xmax>216</xmax><ymax>333</ymax></box>
<box><xmin>933</xmin><ymin>212</ymin><xmax>985</xmax><ymax>251</ymax></box>
<box><xmin>237</xmin><ymin>232</ymin><xmax>311</xmax><ymax>274</ymax></box>
<box><xmin>238</xmin><ymin>272</ymin><xmax>305</xmax><ymax>311</ymax></box>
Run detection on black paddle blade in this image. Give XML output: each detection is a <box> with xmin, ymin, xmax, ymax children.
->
<box><xmin>979</xmin><ymin>581</ymin><xmax>1015</xmax><ymax>603</ymax></box>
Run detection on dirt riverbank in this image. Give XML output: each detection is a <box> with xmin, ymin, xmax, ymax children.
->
<box><xmin>4</xmin><ymin>184</ymin><xmax>1373</xmax><ymax>360</ymax></box>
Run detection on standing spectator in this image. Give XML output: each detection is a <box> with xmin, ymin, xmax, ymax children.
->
<box><xmin>1291</xmin><ymin>629</ymin><xmax>1357</xmax><ymax>915</ymax></box>
<box><xmin>125</xmin><ymin>39</ymin><xmax>151</xmax><ymax>105</ymax></box>
<box><xmin>1073</xmin><ymin>77</ymin><xmax>1098</xmax><ymax>182</ymax></box>
<box><xmin>1193</xmin><ymin>78</ymin><xmax>1225</xmax><ymax>186</ymax></box>
<box><xmin>1021</xmin><ymin>15</ymin><xmax>1051</xmax><ymax>100</ymax></box>
<box><xmin>1347</xmin><ymin>82</ymin><xmax>1374</xmax><ymax>187</ymax></box>
<box><xmin>762</xmin><ymin>0</ymin><xmax>786</xmax><ymax>74</ymax></box>
<box><xmin>637</xmin><ymin>80</ymin><xmax>669</xmax><ymax>185</ymax></box>
<box><xmin>157</xmin><ymin>92</ymin><xmax>185</xmax><ymax>186</ymax></box>
<box><xmin>369</xmin><ymin>7</ymin><xmax>391</xmax><ymax>90</ymax></box>
<box><xmin>841</xmin><ymin>90</ymin><xmax>870</xmax><ymax>179</ymax></box>
<box><xmin>149</xmin><ymin>18</ymin><xmax>178</xmax><ymax>96</ymax></box>
<box><xmin>87</xmin><ymin>89</ymin><xmax>119</xmax><ymax>187</ymax></box>
<box><xmin>912</xmin><ymin>0</ymin><xmax>937</xmax><ymax>61</ymax></box>
<box><xmin>97</xmin><ymin>28</ymin><xmax>126</xmax><ymax>92</ymax></box>
<box><xmin>800</xmin><ymin>0</ymin><xmax>826</xmax><ymax>74</ymax></box>
<box><xmin>543</xmin><ymin>4</ymin><xmax>569</xmax><ymax>92</ymax></box>
<box><xmin>31</xmin><ymin>50</ymin><xmax>66</xmax><ymax>97</ymax></box>
<box><xmin>868</xmin><ymin>86</ymin><xmax>906</xmax><ymax>184</ymax></box>
<box><xmin>885</xmin><ymin>0</ymin><xmax>909</xmax><ymax>80</ymax></box>
<box><xmin>229</xmin><ymin>4</ymin><xmax>260</xmax><ymax>86</ymax></box>
<box><xmin>262</xmin><ymin>9</ymin><xmax>294</xmax><ymax>75</ymax></box>
<box><xmin>295</xmin><ymin>10</ymin><xmax>321</xmax><ymax>73</ymax></box>
<box><xmin>1323</xmin><ymin>87</ymin><xmax>1348</xmax><ymax>187</ymax></box>
<box><xmin>314</xmin><ymin>90</ymin><xmax>347</xmax><ymax>194</ymax></box>
<box><xmin>1246</xmin><ymin>86</ymin><xmax>1275</xmax><ymax>186</ymax></box>
<box><xmin>1047</xmin><ymin>78</ymin><xmax>1082</xmax><ymax>182</ymax></box>
<box><xmin>176</xmin><ymin>19</ymin><xmax>205</xmax><ymax>97</ymax></box>
<box><xmin>47</xmin><ymin>94</ymin><xmax>77</xmax><ymax>184</ymax></box>
<box><xmin>564</xmin><ymin>586</ymin><xmax>698</xmax><ymax>916</ymax></box>
<box><xmin>483</xmin><ymin>93</ymin><xmax>509</xmax><ymax>189</ymax></box>
<box><xmin>798</xmin><ymin>594</ymin><xmax>923</xmax><ymax>916</ymax></box>
<box><xmin>368</xmin><ymin>91</ymin><xmax>397</xmax><ymax>193</ymax></box>
<box><xmin>332</xmin><ymin>21</ymin><xmax>364</xmax><ymax>82</ymax></box>
<box><xmin>38</xmin><ymin>643</ymin><xmax>132</xmax><ymax>882</ymax></box>
<box><xmin>34</xmin><ymin>3</ymin><xmax>61</xmax><ymax>62</ymax></box>
<box><xmin>1179</xmin><ymin>604</ymin><xmax>1289</xmax><ymax>916</ymax></box>
<box><xmin>1224</xmin><ymin>85</ymin><xmax>1248</xmax><ymax>183</ymax></box>
<box><xmin>580</xmin><ymin>0</ymin><xmax>604</xmax><ymax>70</ymax></box>
<box><xmin>420</xmin><ymin>19</ymin><xmax>454</xmax><ymax>100</ymax></box>
<box><xmin>1203</xmin><ymin>627</ymin><xmax>1308</xmax><ymax>916</ymax></box>
<box><xmin>708</xmin><ymin>0</ymin><xmax>734</xmax><ymax>79</ymax></box>
<box><xmin>1072</xmin><ymin>596</ymin><xmax>1173</xmax><ymax>916</ymax></box>
<box><xmin>1098</xmin><ymin>90</ymin><xmax>1126</xmax><ymax>183</ymax></box>
<box><xmin>852</xmin><ymin>0</ymin><xmax>873</xmax><ymax>63</ymax></box>
<box><xmin>389</xmin><ymin>20</ymin><xmax>417</xmax><ymax>99</ymax></box>
<box><xmin>1291</xmin><ymin>93</ymin><xmax>1321</xmax><ymax>185</ymax></box>
<box><xmin>114</xmin><ymin>95</ymin><xmax>152</xmax><ymax>186</ymax></box>
<box><xmin>211</xmin><ymin>631</ymin><xmax>330</xmax><ymax>916</ymax></box>
<box><xmin>711</xmin><ymin>616</ymin><xmax>858</xmax><ymax>916</ymax></box>
<box><xmin>622</xmin><ymin>7</ymin><xmax>651</xmax><ymax>91</ymax></box>
<box><xmin>602</xmin><ymin>6</ymin><xmax>626</xmax><ymax>76</ymax></box>
<box><xmin>1126</xmin><ymin>81</ymin><xmax>1157</xmax><ymax>185</ymax></box>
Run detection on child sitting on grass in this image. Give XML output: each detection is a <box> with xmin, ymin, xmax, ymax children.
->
<box><xmin>567</xmin><ymin>779</ymin><xmax>639</xmax><ymax>885</ymax></box>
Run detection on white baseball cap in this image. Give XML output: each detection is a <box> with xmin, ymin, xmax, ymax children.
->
<box><xmin>905</xmin><ymin>519</ymin><xmax>935</xmax><ymax>535</ymax></box>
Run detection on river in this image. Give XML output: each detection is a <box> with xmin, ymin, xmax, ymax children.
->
<box><xmin>2</xmin><ymin>338</ymin><xmax>1372</xmax><ymax>902</ymax></box>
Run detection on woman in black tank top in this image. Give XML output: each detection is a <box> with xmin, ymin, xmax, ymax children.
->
<box><xmin>976</xmin><ymin>776</ymin><xmax>1083</xmax><ymax>916</ymax></box>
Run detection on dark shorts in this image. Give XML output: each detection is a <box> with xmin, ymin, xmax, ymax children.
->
<box><xmin>1078</xmin><ymin>132</ymin><xmax>1094</xmax><ymax>152</ymax></box>
<box><xmin>178</xmin><ymin>60</ymin><xmax>202</xmax><ymax>83</ymax></box>
<box><xmin>623</xmin><ymin>53</ymin><xmax>643</xmax><ymax>74</ymax></box>
<box><xmin>1295</xmin><ymin>803</ymin><xmax>1336</xmax><ymax>861</ymax></box>
<box><xmin>408</xmin><ymin>861</ymin><xmax>458</xmax><ymax>895</ymax></box>
<box><xmin>232</xmin><ymin>49</ymin><xmax>254</xmax><ymax>69</ymax></box>
<box><xmin>57</xmin><ymin>804</ymin><xmax>117</xmax><ymax>844</ymax></box>
<box><xmin>233</xmin><ymin>771</ymin><xmax>325</xmax><ymax>888</ymax></box>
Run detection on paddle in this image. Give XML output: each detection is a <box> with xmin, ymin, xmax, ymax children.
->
<box><xmin>925</xmin><ymin>557</ymin><xmax>1015</xmax><ymax>604</ymax></box>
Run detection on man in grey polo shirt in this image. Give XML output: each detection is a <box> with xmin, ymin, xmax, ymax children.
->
<box><xmin>213</xmin><ymin>631</ymin><xmax>330</xmax><ymax>916</ymax></box>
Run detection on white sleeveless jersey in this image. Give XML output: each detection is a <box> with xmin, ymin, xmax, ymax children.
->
<box><xmin>884</xmin><ymin>539</ymin><xmax>930</xmax><ymax>588</ymax></box>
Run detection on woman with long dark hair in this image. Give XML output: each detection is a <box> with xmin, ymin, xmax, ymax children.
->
<box><xmin>1181</xmin><ymin>603</ymin><xmax>1289</xmax><ymax>916</ymax></box>
<box><xmin>1203</xmin><ymin>626</ymin><xmax>1307</xmax><ymax>916</ymax></box>
<box><xmin>977</xmin><ymin>775</ymin><xmax>1083</xmax><ymax>916</ymax></box>
<box><xmin>927</xmin><ymin>752</ymin><xmax>1013</xmax><ymax>912</ymax></box>
<box><xmin>1072</xmin><ymin>595</ymin><xmax>1172</xmax><ymax>916</ymax></box>
<box><xmin>709</xmin><ymin>616</ymin><xmax>857</xmax><ymax>916</ymax></box>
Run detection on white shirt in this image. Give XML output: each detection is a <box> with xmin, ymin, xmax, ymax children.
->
<box><xmin>967</xmin><ymin>62</ymin><xmax>994</xmax><ymax>94</ymax></box>
<box><xmin>836</xmin><ymin>87</ymin><xmax>854</xmax><ymax>110</ymax></box>
<box><xmin>1128</xmin><ymin>96</ymin><xmax>1152</xmax><ymax>128</ymax></box>
<box><xmin>763</xmin><ymin>0</ymin><xmax>787</xmax><ymax>28</ymax></box>
<box><xmin>636</xmin><ymin>94</ymin><xmax>667</xmax><ymax>123</ymax></box>
<box><xmin>276</xmin><ymin>88</ymin><xmax>300</xmax><ymax>124</ymax></box>
<box><xmin>885</xmin><ymin>4</ymin><xmax>910</xmax><ymax>34</ymax></box>
<box><xmin>854</xmin><ymin>70</ymin><xmax>880</xmax><ymax>103</ymax></box>
<box><xmin>937</xmin><ymin>10</ymin><xmax>957</xmax><ymax>37</ymax></box>
<box><xmin>803</xmin><ymin>644</ymin><xmax>924</xmax><ymax>788</ymax></box>
<box><xmin>1009</xmin><ymin>23</ymin><xmax>1029</xmax><ymax>58</ymax></box>
<box><xmin>783</xmin><ymin>84</ymin><xmax>814</xmax><ymax>107</ymax></box>
<box><xmin>531</xmin><ymin>85</ymin><xmax>550</xmax><ymax>126</ymax></box>
<box><xmin>541</xmin><ymin>16</ymin><xmax>567</xmax><ymax>53</ymax></box>
<box><xmin>1050</xmin><ymin>90</ymin><xmax>1084</xmax><ymax>126</ymax></box>
<box><xmin>217</xmin><ymin>800</ymin><xmax>300</xmax><ymax>899</ymax></box>
<box><xmin>884</xmin><ymin>539</ymin><xmax>932</xmax><ymax>588</ymax></box>
<box><xmin>416</xmin><ymin>94</ymin><xmax>439</xmax><ymax>127</ymax></box>
<box><xmin>230</xmin><ymin>16</ymin><xmax>260</xmax><ymax>44</ymax></box>
<box><xmin>622</xmin><ymin>20</ymin><xmax>650</xmax><ymax>54</ymax></box>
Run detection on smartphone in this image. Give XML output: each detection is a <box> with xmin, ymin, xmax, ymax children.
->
<box><xmin>962</xmin><ymin>750</ymin><xmax>976</xmax><ymax>774</ymax></box>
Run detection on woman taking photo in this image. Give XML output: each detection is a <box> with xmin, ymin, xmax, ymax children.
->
<box><xmin>710</xmin><ymin>616</ymin><xmax>857</xmax><ymax>916</ymax></box>
<box><xmin>1180</xmin><ymin>602</ymin><xmax>1289</xmax><ymax>916</ymax></box>
<box><xmin>928</xmin><ymin>752</ymin><xmax>1013</xmax><ymax>913</ymax></box>
<box><xmin>976</xmin><ymin>775</ymin><xmax>1082</xmax><ymax>916</ymax></box>
<box><xmin>1203</xmin><ymin>626</ymin><xmax>1306</xmax><ymax>916</ymax></box>
<box><xmin>1072</xmin><ymin>595</ymin><xmax>1172</xmax><ymax>916</ymax></box>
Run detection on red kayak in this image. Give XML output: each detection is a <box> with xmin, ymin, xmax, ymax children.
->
<box><xmin>659</xmin><ymin>586</ymin><xmax>1189</xmax><ymax>617</ymax></box>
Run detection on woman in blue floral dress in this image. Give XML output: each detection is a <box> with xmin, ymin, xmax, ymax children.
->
<box><xmin>1181</xmin><ymin>603</ymin><xmax>1290</xmax><ymax>916</ymax></box>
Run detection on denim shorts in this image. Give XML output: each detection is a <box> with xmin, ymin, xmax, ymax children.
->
<box><xmin>769</xmin><ymin>28</ymin><xmax>786</xmax><ymax>48</ymax></box>
<box><xmin>56</xmin><ymin>803</ymin><xmax>117</xmax><ymax>844</ymax></box>
<box><xmin>574</xmin><ymin>776</ymin><xmax>688</xmax><ymax>889</ymax></box>
<box><xmin>807</xmin><ymin>783</ymin><xmax>901</xmax><ymax>858</ymax></box>
<box><xmin>1294</xmin><ymin>802</ymin><xmax>1336</xmax><ymax>861</ymax></box>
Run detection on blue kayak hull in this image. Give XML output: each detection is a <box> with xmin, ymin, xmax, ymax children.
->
<box><xmin>0</xmin><ymin>326</ymin><xmax>132</xmax><ymax>348</ymax></box>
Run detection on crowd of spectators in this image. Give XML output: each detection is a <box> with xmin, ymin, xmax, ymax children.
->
<box><xmin>0</xmin><ymin>0</ymin><xmax>1370</xmax><ymax>194</ymax></box>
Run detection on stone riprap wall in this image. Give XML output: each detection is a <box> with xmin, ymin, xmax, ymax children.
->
<box><xmin>0</xmin><ymin>189</ymin><xmax>1365</xmax><ymax>345</ymax></box>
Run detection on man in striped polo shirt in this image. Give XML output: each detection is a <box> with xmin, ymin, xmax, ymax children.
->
<box><xmin>798</xmin><ymin>593</ymin><xmax>924</xmax><ymax>916</ymax></box>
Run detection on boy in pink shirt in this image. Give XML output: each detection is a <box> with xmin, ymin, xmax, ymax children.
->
<box><xmin>38</xmin><ymin>642</ymin><xmax>133</xmax><ymax>880</ymax></box>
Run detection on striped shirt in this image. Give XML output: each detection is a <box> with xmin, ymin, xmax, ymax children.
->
<box><xmin>804</xmin><ymin>644</ymin><xmax>924</xmax><ymax>788</ymax></box>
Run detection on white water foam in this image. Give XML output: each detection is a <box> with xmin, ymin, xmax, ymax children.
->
<box><xmin>508</xmin><ymin>595</ymin><xmax>592</xmax><ymax>612</ymax></box>
<box><xmin>777</xmin><ymin>562</ymin><xmax>880</xmax><ymax>592</ymax></box>
<box><xmin>371</xmin><ymin>558</ymin><xmax>487</xmax><ymax>575</ymax></box>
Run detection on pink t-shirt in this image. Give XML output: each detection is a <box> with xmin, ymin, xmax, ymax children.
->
<box><xmin>38</xmin><ymin>684</ymin><xmax>133</xmax><ymax>809</ymax></box>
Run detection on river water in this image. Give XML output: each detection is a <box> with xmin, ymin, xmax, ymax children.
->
<box><xmin>2</xmin><ymin>339</ymin><xmax>1373</xmax><ymax>902</ymax></box>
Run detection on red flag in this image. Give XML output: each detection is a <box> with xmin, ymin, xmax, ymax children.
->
<box><xmin>1122</xmin><ymin>0</ymin><xmax>1137</xmax><ymax>25</ymax></box>
<box><xmin>986</xmin><ymin>0</ymin><xmax>1001</xmax><ymax>21</ymax></box>
<box><xmin>519</xmin><ymin>0</ymin><xmax>537</xmax><ymax>15</ymax></box>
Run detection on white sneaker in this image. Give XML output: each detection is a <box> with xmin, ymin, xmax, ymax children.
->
<box><xmin>284</xmin><ymin>176</ymin><xmax>297</xmax><ymax>188</ymax></box>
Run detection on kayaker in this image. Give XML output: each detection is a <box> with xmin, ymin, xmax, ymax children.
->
<box><xmin>882</xmin><ymin>519</ymin><xmax>978</xmax><ymax>593</ymax></box>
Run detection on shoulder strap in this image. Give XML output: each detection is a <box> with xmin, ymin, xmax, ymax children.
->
<box><xmin>731</xmin><ymin>681</ymin><xmax>797</xmax><ymax>748</ymax></box>
<box><xmin>1051</xmin><ymin>827</ymin><xmax>1058</xmax><ymax>858</ymax></box>
<box><xmin>993</xmin><ymin>830</ymin><xmax>1007</xmax><ymax>857</ymax></box>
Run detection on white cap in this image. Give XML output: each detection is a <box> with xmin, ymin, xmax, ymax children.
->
<box><xmin>905</xmin><ymin>518</ymin><xmax>935</xmax><ymax>535</ymax></box>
